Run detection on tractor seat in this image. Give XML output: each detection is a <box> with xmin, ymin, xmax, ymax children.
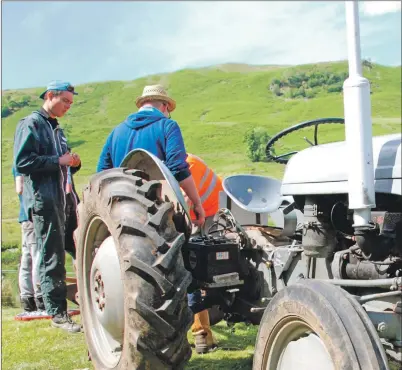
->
<box><xmin>222</xmin><ymin>174</ymin><xmax>282</xmax><ymax>214</ymax></box>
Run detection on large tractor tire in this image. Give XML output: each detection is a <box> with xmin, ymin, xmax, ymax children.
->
<box><xmin>253</xmin><ymin>279</ymin><xmax>389</xmax><ymax>370</ymax></box>
<box><xmin>76</xmin><ymin>168</ymin><xmax>193</xmax><ymax>370</ymax></box>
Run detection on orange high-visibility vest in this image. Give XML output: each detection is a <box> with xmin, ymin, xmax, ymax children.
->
<box><xmin>186</xmin><ymin>153</ymin><xmax>223</xmax><ymax>220</ymax></box>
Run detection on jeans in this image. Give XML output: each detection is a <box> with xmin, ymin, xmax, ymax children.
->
<box><xmin>32</xmin><ymin>203</ymin><xmax>67</xmax><ymax>316</ymax></box>
<box><xmin>19</xmin><ymin>221</ymin><xmax>42</xmax><ymax>299</ymax></box>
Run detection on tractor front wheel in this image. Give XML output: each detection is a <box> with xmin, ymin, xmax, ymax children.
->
<box><xmin>253</xmin><ymin>279</ymin><xmax>389</xmax><ymax>370</ymax></box>
<box><xmin>76</xmin><ymin>168</ymin><xmax>193</xmax><ymax>370</ymax></box>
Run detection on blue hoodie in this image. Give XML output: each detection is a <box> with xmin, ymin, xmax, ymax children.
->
<box><xmin>97</xmin><ymin>107</ymin><xmax>191</xmax><ymax>182</ymax></box>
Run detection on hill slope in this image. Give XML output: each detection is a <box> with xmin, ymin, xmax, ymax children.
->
<box><xmin>2</xmin><ymin>61</ymin><xmax>401</xmax><ymax>245</ymax></box>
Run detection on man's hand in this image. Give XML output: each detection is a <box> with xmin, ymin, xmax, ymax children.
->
<box><xmin>15</xmin><ymin>176</ymin><xmax>23</xmax><ymax>195</ymax></box>
<box><xmin>193</xmin><ymin>203</ymin><xmax>205</xmax><ymax>227</ymax></box>
<box><xmin>70</xmin><ymin>153</ymin><xmax>81</xmax><ymax>167</ymax></box>
<box><xmin>59</xmin><ymin>152</ymin><xmax>74</xmax><ymax>166</ymax></box>
<box><xmin>59</xmin><ymin>152</ymin><xmax>81</xmax><ymax>167</ymax></box>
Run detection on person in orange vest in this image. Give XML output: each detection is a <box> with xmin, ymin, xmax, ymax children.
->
<box><xmin>185</xmin><ymin>153</ymin><xmax>223</xmax><ymax>353</ymax></box>
<box><xmin>185</xmin><ymin>153</ymin><xmax>223</xmax><ymax>233</ymax></box>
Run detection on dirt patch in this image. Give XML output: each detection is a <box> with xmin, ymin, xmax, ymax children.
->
<box><xmin>99</xmin><ymin>96</ymin><xmax>108</xmax><ymax>115</ymax></box>
<box><xmin>373</xmin><ymin>117</ymin><xmax>400</xmax><ymax>124</ymax></box>
<box><xmin>123</xmin><ymin>81</ymin><xmax>138</xmax><ymax>89</ymax></box>
<box><xmin>200</xmin><ymin>109</ymin><xmax>211</xmax><ymax>121</ymax></box>
<box><xmin>83</xmin><ymin>86</ymin><xmax>95</xmax><ymax>94</ymax></box>
<box><xmin>204</xmin><ymin>121</ymin><xmax>238</xmax><ymax>126</ymax></box>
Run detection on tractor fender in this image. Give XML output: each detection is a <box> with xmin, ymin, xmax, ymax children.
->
<box><xmin>121</xmin><ymin>149</ymin><xmax>192</xmax><ymax>233</ymax></box>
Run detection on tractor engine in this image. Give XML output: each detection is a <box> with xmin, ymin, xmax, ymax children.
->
<box><xmin>294</xmin><ymin>194</ymin><xmax>402</xmax><ymax>281</ymax></box>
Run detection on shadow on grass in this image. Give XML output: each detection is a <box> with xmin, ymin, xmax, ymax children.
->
<box><xmin>187</xmin><ymin>354</ymin><xmax>253</xmax><ymax>370</ymax></box>
<box><xmin>185</xmin><ymin>322</ymin><xmax>257</xmax><ymax>369</ymax></box>
<box><xmin>212</xmin><ymin>323</ymin><xmax>258</xmax><ymax>345</ymax></box>
<box><xmin>69</xmin><ymin>139</ymin><xmax>86</xmax><ymax>148</ymax></box>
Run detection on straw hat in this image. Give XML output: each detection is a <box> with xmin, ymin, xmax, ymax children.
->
<box><xmin>135</xmin><ymin>84</ymin><xmax>176</xmax><ymax>112</ymax></box>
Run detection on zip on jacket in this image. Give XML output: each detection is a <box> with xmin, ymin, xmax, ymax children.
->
<box><xmin>50</xmin><ymin>124</ymin><xmax>67</xmax><ymax>214</ymax></box>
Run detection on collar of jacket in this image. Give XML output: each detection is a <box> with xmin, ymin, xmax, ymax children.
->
<box><xmin>138</xmin><ymin>106</ymin><xmax>165</xmax><ymax>116</ymax></box>
<box><xmin>38</xmin><ymin>107</ymin><xmax>59</xmax><ymax>129</ymax></box>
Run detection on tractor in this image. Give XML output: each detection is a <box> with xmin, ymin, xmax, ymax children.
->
<box><xmin>74</xmin><ymin>2</ymin><xmax>401</xmax><ymax>369</ymax></box>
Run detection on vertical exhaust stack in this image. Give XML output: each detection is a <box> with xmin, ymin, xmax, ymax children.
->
<box><xmin>343</xmin><ymin>1</ymin><xmax>376</xmax><ymax>228</ymax></box>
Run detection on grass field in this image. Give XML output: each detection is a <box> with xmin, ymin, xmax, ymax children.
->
<box><xmin>1</xmin><ymin>306</ymin><xmax>401</xmax><ymax>370</ymax></box>
<box><xmin>1</xmin><ymin>61</ymin><xmax>401</xmax><ymax>370</ymax></box>
<box><xmin>1</xmin><ymin>307</ymin><xmax>258</xmax><ymax>370</ymax></box>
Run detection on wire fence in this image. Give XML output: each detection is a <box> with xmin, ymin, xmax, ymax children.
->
<box><xmin>1</xmin><ymin>269</ymin><xmax>77</xmax><ymax>308</ymax></box>
<box><xmin>1</xmin><ymin>270</ymin><xmax>20</xmax><ymax>307</ymax></box>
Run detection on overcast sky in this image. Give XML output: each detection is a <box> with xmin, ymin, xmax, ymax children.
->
<box><xmin>2</xmin><ymin>1</ymin><xmax>401</xmax><ymax>90</ymax></box>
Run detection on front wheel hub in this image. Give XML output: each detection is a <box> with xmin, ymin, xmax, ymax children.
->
<box><xmin>90</xmin><ymin>236</ymin><xmax>124</xmax><ymax>343</ymax></box>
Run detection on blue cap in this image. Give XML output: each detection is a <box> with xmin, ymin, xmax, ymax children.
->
<box><xmin>39</xmin><ymin>80</ymin><xmax>78</xmax><ymax>99</ymax></box>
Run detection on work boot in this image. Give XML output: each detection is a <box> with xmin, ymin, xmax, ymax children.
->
<box><xmin>21</xmin><ymin>297</ymin><xmax>37</xmax><ymax>312</ymax></box>
<box><xmin>35</xmin><ymin>297</ymin><xmax>46</xmax><ymax>311</ymax></box>
<box><xmin>192</xmin><ymin>310</ymin><xmax>218</xmax><ymax>354</ymax></box>
<box><xmin>51</xmin><ymin>312</ymin><xmax>81</xmax><ymax>333</ymax></box>
<box><xmin>193</xmin><ymin>330</ymin><xmax>218</xmax><ymax>354</ymax></box>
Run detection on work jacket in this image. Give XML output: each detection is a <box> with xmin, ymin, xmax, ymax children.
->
<box><xmin>186</xmin><ymin>153</ymin><xmax>223</xmax><ymax>220</ymax></box>
<box><xmin>13</xmin><ymin>109</ymin><xmax>80</xmax><ymax>219</ymax></box>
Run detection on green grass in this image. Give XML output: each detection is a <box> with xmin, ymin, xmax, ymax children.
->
<box><xmin>2</xmin><ymin>307</ymin><xmax>400</xmax><ymax>370</ymax></box>
<box><xmin>1</xmin><ymin>307</ymin><xmax>257</xmax><ymax>370</ymax></box>
<box><xmin>2</xmin><ymin>308</ymin><xmax>91</xmax><ymax>370</ymax></box>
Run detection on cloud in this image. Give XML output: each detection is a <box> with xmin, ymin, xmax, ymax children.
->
<box><xmin>20</xmin><ymin>2</ymin><xmax>69</xmax><ymax>33</ymax></box>
<box><xmin>112</xmin><ymin>1</ymin><xmax>350</xmax><ymax>74</ymax></box>
<box><xmin>2</xmin><ymin>1</ymin><xmax>400</xmax><ymax>89</ymax></box>
<box><xmin>362</xmin><ymin>1</ymin><xmax>401</xmax><ymax>16</ymax></box>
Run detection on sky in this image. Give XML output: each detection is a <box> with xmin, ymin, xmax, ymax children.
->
<box><xmin>1</xmin><ymin>1</ymin><xmax>401</xmax><ymax>90</ymax></box>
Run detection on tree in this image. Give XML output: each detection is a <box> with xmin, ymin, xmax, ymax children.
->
<box><xmin>244</xmin><ymin>128</ymin><xmax>273</xmax><ymax>162</ymax></box>
<box><xmin>327</xmin><ymin>83</ymin><xmax>343</xmax><ymax>93</ymax></box>
<box><xmin>20</xmin><ymin>95</ymin><xmax>31</xmax><ymax>106</ymax></box>
<box><xmin>1</xmin><ymin>106</ymin><xmax>12</xmax><ymax>118</ymax></box>
<box><xmin>271</xmin><ymin>84</ymin><xmax>281</xmax><ymax>96</ymax></box>
<box><xmin>8</xmin><ymin>100</ymin><xmax>18</xmax><ymax>109</ymax></box>
<box><xmin>362</xmin><ymin>58</ymin><xmax>373</xmax><ymax>70</ymax></box>
<box><xmin>305</xmin><ymin>89</ymin><xmax>315</xmax><ymax>99</ymax></box>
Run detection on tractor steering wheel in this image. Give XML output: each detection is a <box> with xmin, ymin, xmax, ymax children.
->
<box><xmin>265</xmin><ymin>117</ymin><xmax>345</xmax><ymax>164</ymax></box>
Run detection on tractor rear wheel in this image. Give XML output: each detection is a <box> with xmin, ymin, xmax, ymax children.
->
<box><xmin>76</xmin><ymin>168</ymin><xmax>193</xmax><ymax>370</ymax></box>
<box><xmin>253</xmin><ymin>279</ymin><xmax>389</xmax><ymax>370</ymax></box>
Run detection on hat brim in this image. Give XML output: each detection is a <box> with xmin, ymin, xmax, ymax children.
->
<box><xmin>135</xmin><ymin>94</ymin><xmax>176</xmax><ymax>112</ymax></box>
<box><xmin>39</xmin><ymin>89</ymin><xmax>78</xmax><ymax>100</ymax></box>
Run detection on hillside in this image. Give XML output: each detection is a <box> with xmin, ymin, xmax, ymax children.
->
<box><xmin>1</xmin><ymin>60</ymin><xmax>401</xmax><ymax>246</ymax></box>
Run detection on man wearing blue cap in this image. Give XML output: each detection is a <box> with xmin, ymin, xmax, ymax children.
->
<box><xmin>13</xmin><ymin>80</ymin><xmax>82</xmax><ymax>333</ymax></box>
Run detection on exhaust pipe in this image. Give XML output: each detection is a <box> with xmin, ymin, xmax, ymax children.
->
<box><xmin>343</xmin><ymin>1</ymin><xmax>376</xmax><ymax>228</ymax></box>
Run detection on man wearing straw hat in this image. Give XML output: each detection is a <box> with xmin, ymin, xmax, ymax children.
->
<box><xmin>97</xmin><ymin>84</ymin><xmax>205</xmax><ymax>226</ymax></box>
<box><xmin>97</xmin><ymin>84</ymin><xmax>222</xmax><ymax>352</ymax></box>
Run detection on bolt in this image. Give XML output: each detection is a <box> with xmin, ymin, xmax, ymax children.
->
<box><xmin>102</xmin><ymin>292</ymin><xmax>105</xmax><ymax>298</ymax></box>
<box><xmin>377</xmin><ymin>322</ymin><xmax>387</xmax><ymax>332</ymax></box>
<box><xmin>96</xmin><ymin>297</ymin><xmax>99</xmax><ymax>303</ymax></box>
<box><xmin>97</xmin><ymin>274</ymin><xmax>102</xmax><ymax>281</ymax></box>
<box><xmin>94</xmin><ymin>286</ymin><xmax>98</xmax><ymax>292</ymax></box>
<box><xmin>101</xmin><ymin>302</ymin><xmax>105</xmax><ymax>309</ymax></box>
